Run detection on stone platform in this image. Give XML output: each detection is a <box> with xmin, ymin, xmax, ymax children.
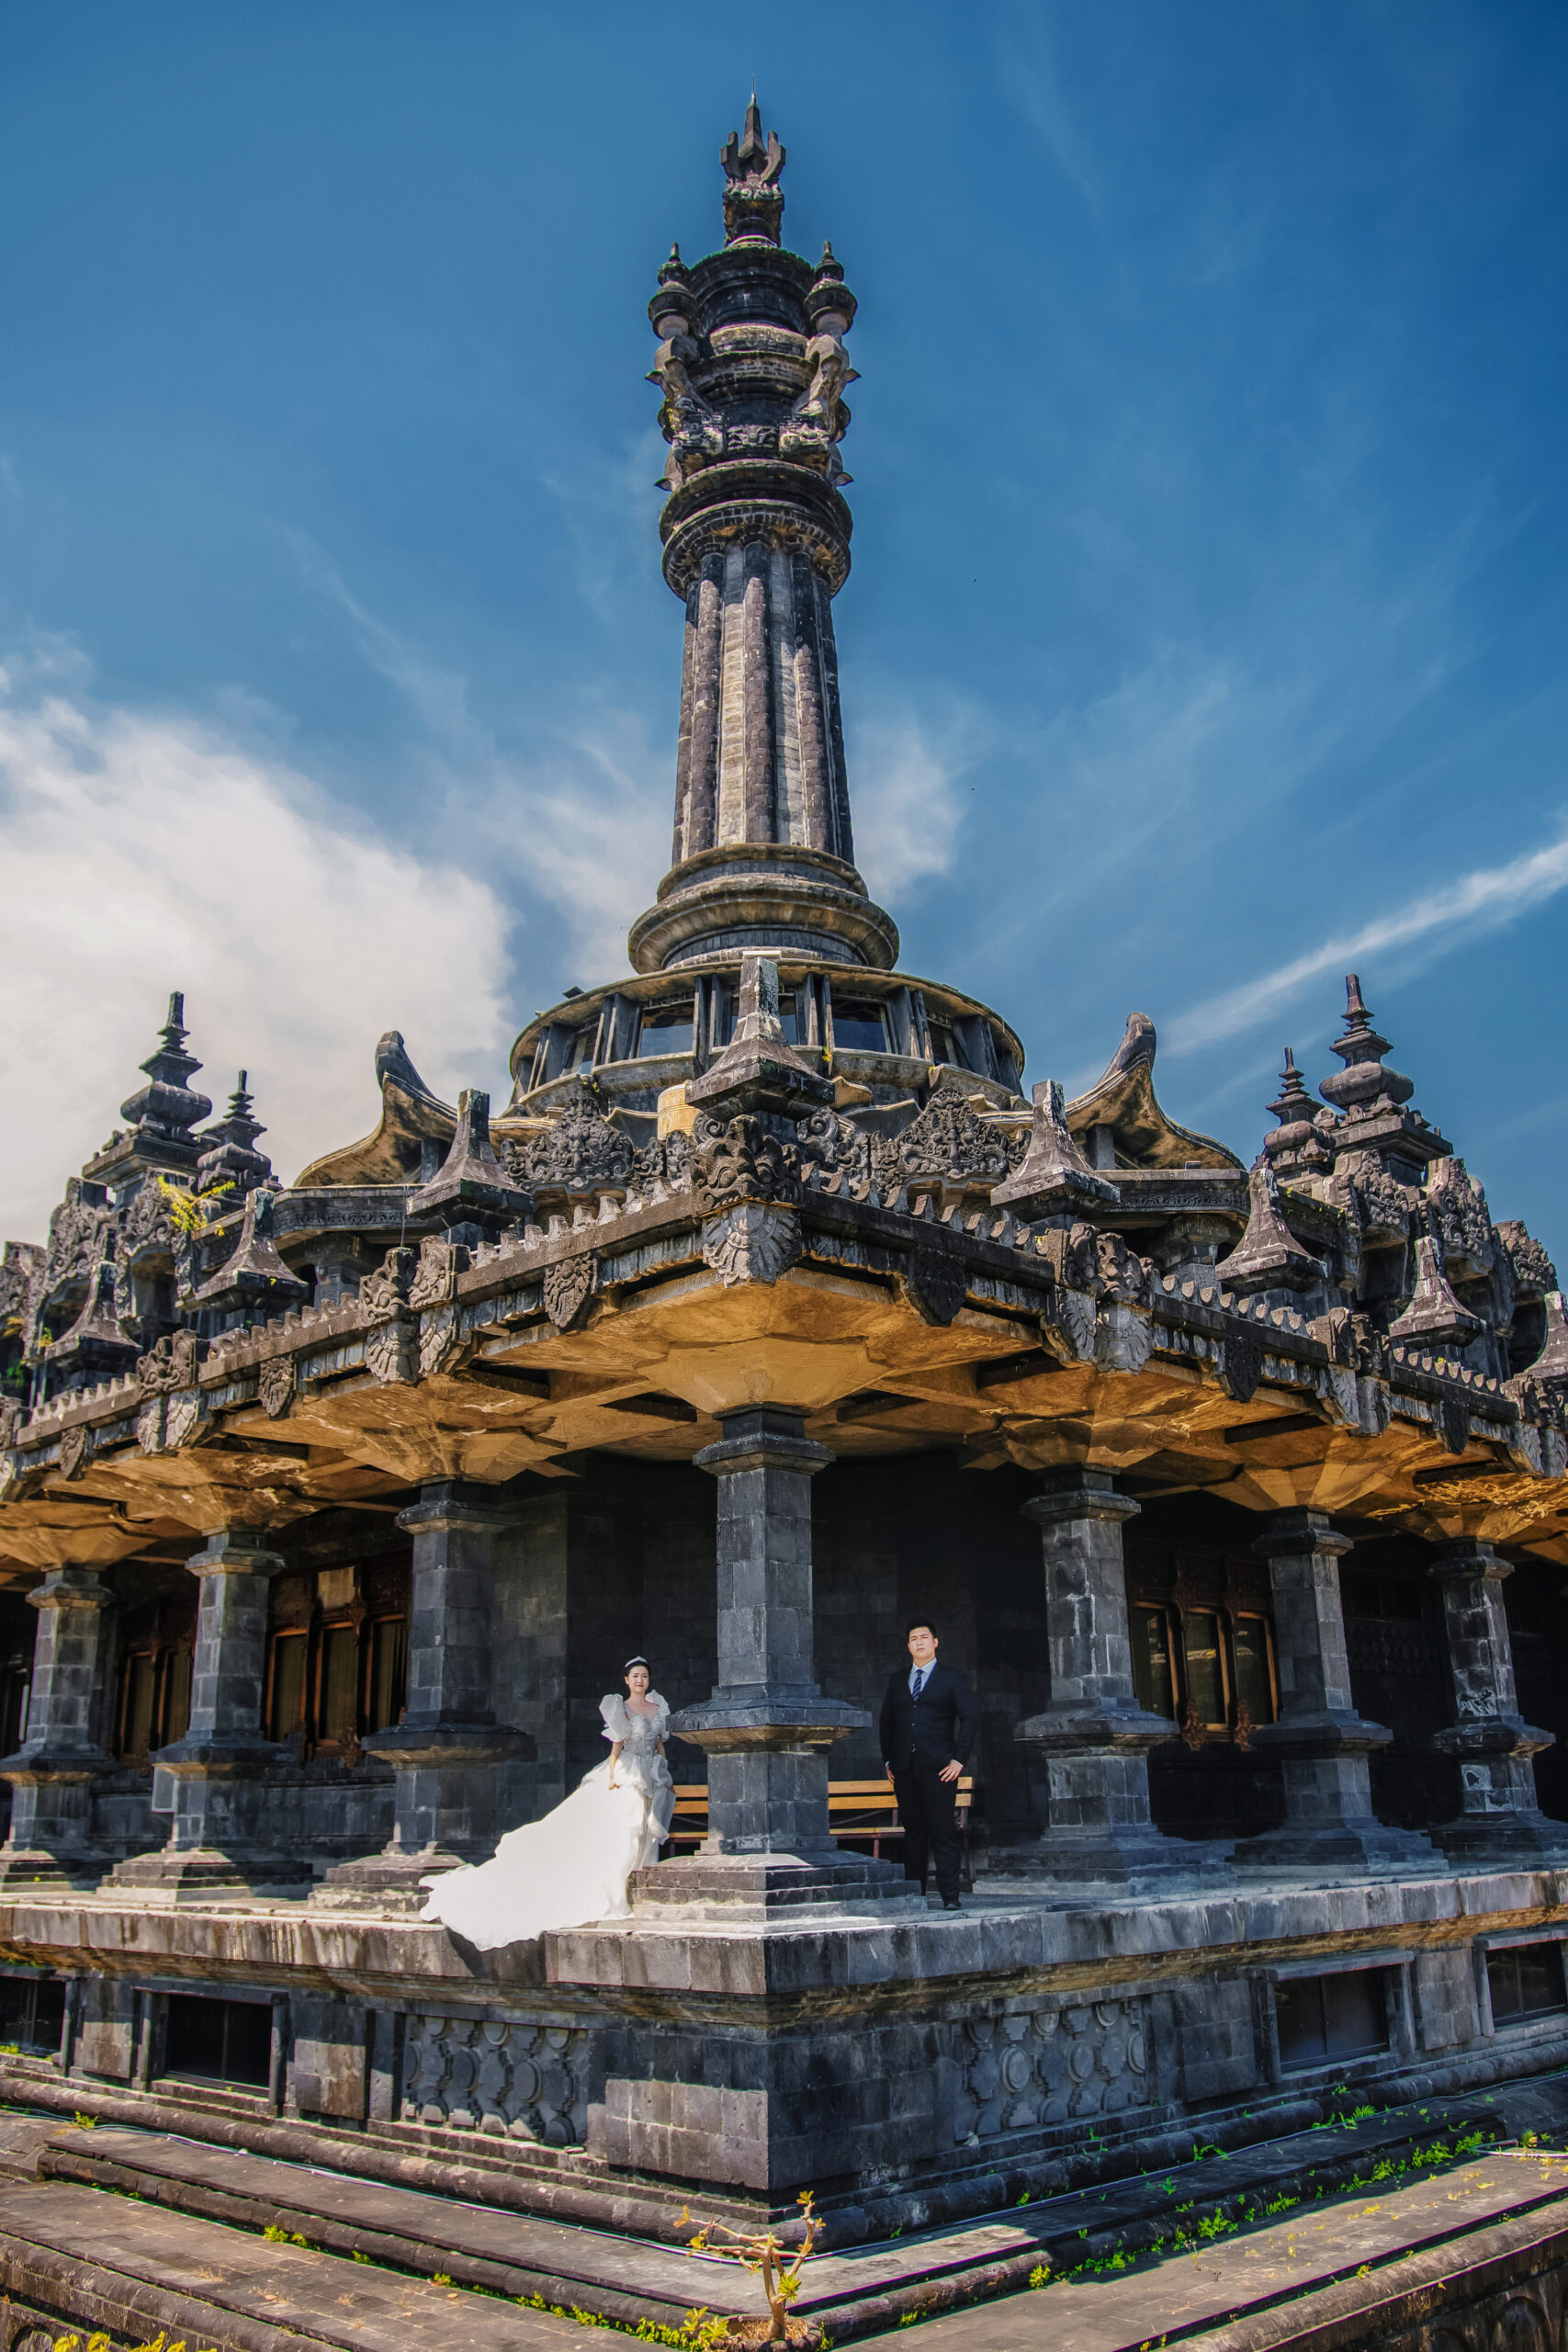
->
<box><xmin>6</xmin><ymin>1860</ymin><xmax>1568</xmax><ymax>2237</ymax></box>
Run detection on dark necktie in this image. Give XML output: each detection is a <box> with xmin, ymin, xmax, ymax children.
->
<box><xmin>911</xmin><ymin>1668</ymin><xmax>927</xmax><ymax>1700</ymax></box>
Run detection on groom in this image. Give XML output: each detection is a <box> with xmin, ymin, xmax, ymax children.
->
<box><xmin>879</xmin><ymin>1619</ymin><xmax>977</xmax><ymax>1910</ymax></box>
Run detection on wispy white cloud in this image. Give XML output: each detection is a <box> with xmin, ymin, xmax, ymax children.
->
<box><xmin>995</xmin><ymin>12</ymin><xmax>1101</xmax><ymax>209</ymax></box>
<box><xmin>460</xmin><ymin>713</ymin><xmax>671</xmax><ymax>983</ymax></box>
<box><xmin>851</xmin><ymin>708</ymin><xmax>971</xmax><ymax>902</ymax></box>
<box><xmin>287</xmin><ymin>539</ymin><xmax>668</xmax><ymax>985</ymax></box>
<box><xmin>1165</xmin><ymin>823</ymin><xmax>1568</xmax><ymax>1056</ymax></box>
<box><xmin>0</xmin><ymin>644</ymin><xmax>513</xmax><ymax>1240</ymax></box>
<box><xmin>284</xmin><ymin>531</ymin><xmax>488</xmax><ymax>753</ymax></box>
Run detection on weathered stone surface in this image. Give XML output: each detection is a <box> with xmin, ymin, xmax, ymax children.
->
<box><xmin>0</xmin><ymin>98</ymin><xmax>1565</xmax><ymax>2246</ymax></box>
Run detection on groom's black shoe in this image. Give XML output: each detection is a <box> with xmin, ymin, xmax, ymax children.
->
<box><xmin>942</xmin><ymin>1896</ymin><xmax>961</xmax><ymax>1911</ymax></box>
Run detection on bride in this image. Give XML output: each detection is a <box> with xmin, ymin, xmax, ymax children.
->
<box><xmin>420</xmin><ymin>1658</ymin><xmax>675</xmax><ymax>1951</ymax></box>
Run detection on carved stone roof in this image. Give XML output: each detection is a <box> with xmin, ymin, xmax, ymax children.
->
<box><xmin>295</xmin><ymin>1029</ymin><xmax>457</xmax><ymax>1188</ymax></box>
<box><xmin>1066</xmin><ymin>1013</ymin><xmax>1243</xmax><ymax>1172</ymax></box>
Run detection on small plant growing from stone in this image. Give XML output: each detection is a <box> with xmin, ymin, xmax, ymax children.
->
<box><xmin>679</xmin><ymin>2191</ymin><xmax>824</xmax><ymax>2344</ymax></box>
<box><xmin>155</xmin><ymin>1175</ymin><xmax>234</xmax><ymax>1236</ymax></box>
<box><xmin>54</xmin><ymin>2337</ymin><xmax>220</xmax><ymax>2352</ymax></box>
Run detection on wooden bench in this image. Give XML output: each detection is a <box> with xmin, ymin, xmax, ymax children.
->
<box><xmin>669</xmin><ymin>1777</ymin><xmax>975</xmax><ymax>1873</ymax></box>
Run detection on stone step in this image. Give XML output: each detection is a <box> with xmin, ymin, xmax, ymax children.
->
<box><xmin>847</xmin><ymin>2152</ymin><xmax>1568</xmax><ymax>2351</ymax></box>
<box><xmin>0</xmin><ymin>2176</ymin><xmax>615</xmax><ymax>2352</ymax></box>
<box><xmin>29</xmin><ymin>2074</ymin><xmax>1568</xmax><ymax>2340</ymax></box>
<box><xmin>792</xmin><ymin>2071</ymin><xmax>1568</xmax><ymax>2324</ymax></box>
<box><xmin>39</xmin><ymin>2123</ymin><xmax>753</xmax><ymax>2328</ymax></box>
<box><xmin>12</xmin><ymin>2126</ymin><xmax>1568</xmax><ymax>2352</ymax></box>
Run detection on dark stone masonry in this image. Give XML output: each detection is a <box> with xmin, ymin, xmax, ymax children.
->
<box><xmin>2</xmin><ymin>101</ymin><xmax>1567</xmax><ymax>2249</ymax></box>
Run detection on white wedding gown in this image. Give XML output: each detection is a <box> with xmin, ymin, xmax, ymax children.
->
<box><xmin>420</xmin><ymin>1694</ymin><xmax>675</xmax><ymax>1951</ymax></box>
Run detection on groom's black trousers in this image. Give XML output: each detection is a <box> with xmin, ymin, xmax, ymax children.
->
<box><xmin>891</xmin><ymin>1758</ymin><xmax>961</xmax><ymax>1900</ymax></box>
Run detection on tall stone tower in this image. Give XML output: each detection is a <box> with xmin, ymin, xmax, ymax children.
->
<box><xmin>627</xmin><ymin>98</ymin><xmax>898</xmax><ymax>976</ymax></box>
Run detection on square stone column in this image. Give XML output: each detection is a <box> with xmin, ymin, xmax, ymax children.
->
<box><xmin>998</xmin><ymin>1469</ymin><xmax>1221</xmax><ymax>1887</ymax></box>
<box><xmin>114</xmin><ymin>1532</ymin><xmax>305</xmax><ymax>1894</ymax></box>
<box><xmin>650</xmin><ymin>1405</ymin><xmax>916</xmax><ymax>1917</ymax></box>
<box><xmin>0</xmin><ymin>1566</ymin><xmax>115</xmax><ymax>1889</ymax></box>
<box><xmin>318</xmin><ymin>1480</ymin><xmax>533</xmax><ymax>1912</ymax></box>
<box><xmin>1235</xmin><ymin>1509</ymin><xmax>1436</xmax><ymax>1875</ymax></box>
<box><xmin>1428</xmin><ymin>1542</ymin><xmax>1567</xmax><ymax>1863</ymax></box>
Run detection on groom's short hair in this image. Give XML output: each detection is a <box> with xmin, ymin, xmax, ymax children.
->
<box><xmin>906</xmin><ymin>1617</ymin><xmax>938</xmax><ymax>1641</ymax></box>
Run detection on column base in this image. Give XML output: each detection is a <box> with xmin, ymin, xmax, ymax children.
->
<box><xmin>1231</xmin><ymin>1820</ymin><xmax>1439</xmax><ymax>1877</ymax></box>
<box><xmin>1429</xmin><ymin>1811</ymin><xmax>1568</xmax><ymax>1869</ymax></box>
<box><xmin>0</xmin><ymin>1846</ymin><xmax>107</xmax><ymax>1892</ymax></box>
<box><xmin>978</xmin><ymin>1826</ymin><xmax>1233</xmax><ymax>1893</ymax></box>
<box><xmin>109</xmin><ymin>1844</ymin><xmax>310</xmax><ymax>1896</ymax></box>
<box><xmin>311</xmin><ymin>1845</ymin><xmax>477</xmax><ymax>1916</ymax></box>
<box><xmin>630</xmin><ymin>1849</ymin><xmax>925</xmax><ymax>1920</ymax></box>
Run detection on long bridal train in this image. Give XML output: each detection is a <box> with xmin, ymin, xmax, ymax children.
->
<box><xmin>420</xmin><ymin>1692</ymin><xmax>676</xmax><ymax>1951</ymax></box>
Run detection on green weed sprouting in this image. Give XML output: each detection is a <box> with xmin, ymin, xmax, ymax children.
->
<box><xmin>54</xmin><ymin>2336</ymin><xmax>220</xmax><ymax>2352</ymax></box>
<box><xmin>155</xmin><ymin>1175</ymin><xmax>235</xmax><ymax>1236</ymax></box>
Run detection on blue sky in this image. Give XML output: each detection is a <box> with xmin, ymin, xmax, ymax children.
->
<box><xmin>2</xmin><ymin>1</ymin><xmax>1565</xmax><ymax>1271</ymax></box>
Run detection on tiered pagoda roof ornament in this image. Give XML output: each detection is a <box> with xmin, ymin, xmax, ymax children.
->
<box><xmin>87</xmin><ymin>992</ymin><xmax>213</xmax><ymax>1187</ymax></box>
<box><xmin>1261</xmin><ymin>1049</ymin><xmax>1331</xmax><ymax>1176</ymax></box>
<box><xmin>1319</xmin><ymin>973</ymin><xmax>1450</xmax><ymax>1180</ymax></box>
<box><xmin>195</xmin><ymin>1073</ymin><xmax>274</xmax><ymax>1199</ymax></box>
<box><xmin>627</xmin><ymin>96</ymin><xmax>897</xmax><ymax>978</ymax></box>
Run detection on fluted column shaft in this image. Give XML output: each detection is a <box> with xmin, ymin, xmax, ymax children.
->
<box><xmin>668</xmin><ymin>541</ymin><xmax>858</xmax><ymax>865</ymax></box>
<box><xmin>678</xmin><ymin>556</ymin><xmax>724</xmax><ymax>859</ymax></box>
<box><xmin>792</xmin><ymin>554</ymin><xmax>832</xmax><ymax>854</ymax></box>
<box><xmin>739</xmin><ymin>546</ymin><xmax>775</xmax><ymax>841</ymax></box>
<box><xmin>814</xmin><ymin>568</ymin><xmax>854</xmax><ymax>865</ymax></box>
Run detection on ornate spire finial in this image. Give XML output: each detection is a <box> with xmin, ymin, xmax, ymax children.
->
<box><xmin>720</xmin><ymin>94</ymin><xmax>785</xmax><ymax>245</ymax></box>
<box><xmin>1320</xmin><ymin>972</ymin><xmax>1414</xmax><ymax>1115</ymax></box>
<box><xmin>1263</xmin><ymin>1047</ymin><xmax>1330</xmax><ymax>1172</ymax></box>
<box><xmin>119</xmin><ymin>989</ymin><xmax>211</xmax><ymax>1150</ymax></box>
<box><xmin>197</xmin><ymin>1070</ymin><xmax>273</xmax><ymax>1197</ymax></box>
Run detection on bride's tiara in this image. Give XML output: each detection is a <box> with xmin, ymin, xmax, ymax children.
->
<box><xmin>623</xmin><ymin>1655</ymin><xmax>651</xmax><ymax>1671</ymax></box>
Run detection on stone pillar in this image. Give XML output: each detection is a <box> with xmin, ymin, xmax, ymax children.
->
<box><xmin>0</xmin><ymin>1566</ymin><xmax>115</xmax><ymax>1888</ymax></box>
<box><xmin>654</xmin><ymin>1405</ymin><xmax>913</xmax><ymax>1915</ymax></box>
<box><xmin>1002</xmin><ymin>1470</ymin><xmax>1214</xmax><ymax>1886</ymax></box>
<box><xmin>678</xmin><ymin>556</ymin><xmax>723</xmax><ymax>860</ymax></box>
<box><xmin>793</xmin><ymin>552</ymin><xmax>833</xmax><ymax>855</ymax></box>
<box><xmin>115</xmin><ymin>1532</ymin><xmax>303</xmax><ymax>1893</ymax></box>
<box><xmin>1428</xmin><ymin>1543</ymin><xmax>1566</xmax><ymax>1862</ymax></box>
<box><xmin>739</xmin><ymin>544</ymin><xmax>776</xmax><ymax>842</ymax></box>
<box><xmin>1236</xmin><ymin>1510</ymin><xmax>1436</xmax><ymax>1874</ymax></box>
<box><xmin>319</xmin><ymin>1480</ymin><xmax>533</xmax><ymax>1912</ymax></box>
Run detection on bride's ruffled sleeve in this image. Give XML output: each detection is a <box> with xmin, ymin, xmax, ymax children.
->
<box><xmin>600</xmin><ymin>1694</ymin><xmax>628</xmax><ymax>1742</ymax></box>
<box><xmin>652</xmin><ymin>1695</ymin><xmax>671</xmax><ymax>1738</ymax></box>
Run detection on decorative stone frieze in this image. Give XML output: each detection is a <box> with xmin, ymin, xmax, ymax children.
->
<box><xmin>952</xmin><ymin>1999</ymin><xmax>1154</xmax><ymax>2143</ymax></box>
<box><xmin>400</xmin><ymin>2012</ymin><xmax>590</xmax><ymax>2146</ymax></box>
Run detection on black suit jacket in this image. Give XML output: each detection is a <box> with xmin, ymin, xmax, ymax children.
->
<box><xmin>880</xmin><ymin>1660</ymin><xmax>978</xmax><ymax>1773</ymax></box>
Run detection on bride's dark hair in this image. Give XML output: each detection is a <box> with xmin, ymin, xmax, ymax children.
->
<box><xmin>623</xmin><ymin>1655</ymin><xmax>651</xmax><ymax>1674</ymax></box>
